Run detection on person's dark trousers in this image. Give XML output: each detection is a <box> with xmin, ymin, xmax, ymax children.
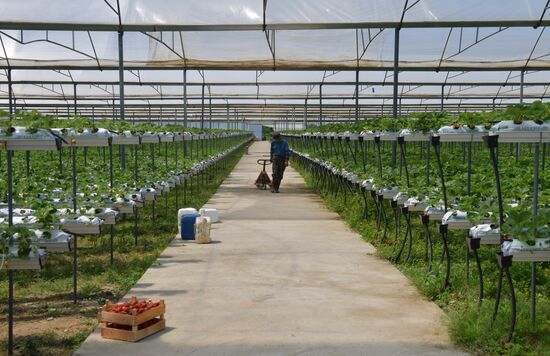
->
<box><xmin>271</xmin><ymin>156</ymin><xmax>286</xmax><ymax>191</ymax></box>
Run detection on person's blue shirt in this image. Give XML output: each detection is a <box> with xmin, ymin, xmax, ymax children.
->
<box><xmin>271</xmin><ymin>139</ymin><xmax>290</xmax><ymax>160</ymax></box>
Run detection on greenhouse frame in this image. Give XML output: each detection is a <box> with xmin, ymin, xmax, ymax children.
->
<box><xmin>1</xmin><ymin>1</ymin><xmax>550</xmax><ymax>355</ymax></box>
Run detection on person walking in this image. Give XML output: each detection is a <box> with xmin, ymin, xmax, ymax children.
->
<box><xmin>270</xmin><ymin>132</ymin><xmax>290</xmax><ymax>193</ymax></box>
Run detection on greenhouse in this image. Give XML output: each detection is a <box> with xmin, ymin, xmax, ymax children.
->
<box><xmin>0</xmin><ymin>1</ymin><xmax>549</xmax><ymax>355</ymax></box>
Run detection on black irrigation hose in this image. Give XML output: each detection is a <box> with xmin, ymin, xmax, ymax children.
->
<box><xmin>422</xmin><ymin>215</ymin><xmax>434</xmax><ymax>273</ymax></box>
<box><xmin>371</xmin><ymin>190</ymin><xmax>380</xmax><ymax>225</ymax></box>
<box><xmin>484</xmin><ymin>135</ymin><xmax>517</xmax><ymax>341</ymax></box>
<box><xmin>394</xmin><ymin>207</ymin><xmax>408</xmax><ymax>262</ymax></box>
<box><xmin>395</xmin><ymin>207</ymin><xmax>413</xmax><ymax>263</ymax></box>
<box><xmin>376</xmin><ymin>193</ymin><xmax>382</xmax><ymax>230</ymax></box>
<box><xmin>391</xmin><ymin>200</ymin><xmax>400</xmax><ymax>243</ymax></box>
<box><xmin>439</xmin><ymin>224</ymin><xmax>451</xmax><ymax>292</ymax></box>
<box><xmin>505</xmin><ymin>266</ymin><xmax>517</xmax><ymax>342</ymax></box>
<box><xmin>345</xmin><ymin>138</ymin><xmax>358</xmax><ymax>165</ymax></box>
<box><xmin>473</xmin><ymin>246</ymin><xmax>484</xmax><ymax>305</ymax></box>
<box><xmin>375</xmin><ymin>136</ymin><xmax>383</xmax><ymax>178</ymax></box>
<box><xmin>398</xmin><ymin>137</ymin><xmax>410</xmax><ymax>188</ymax></box>
<box><xmin>484</xmin><ymin>135</ymin><xmax>504</xmax><ymax>229</ymax></box>
<box><xmin>492</xmin><ymin>253</ymin><xmax>516</xmax><ymax>343</ymax></box>
<box><xmin>404</xmin><ymin>210</ymin><xmax>414</xmax><ymax>263</ymax></box>
<box><xmin>380</xmin><ymin>196</ymin><xmax>389</xmax><ymax>241</ymax></box>
<box><xmin>492</xmin><ymin>265</ymin><xmax>504</xmax><ymax>326</ymax></box>
<box><xmin>361</xmin><ymin>188</ymin><xmax>369</xmax><ymax>219</ymax></box>
<box><xmin>431</xmin><ymin>136</ymin><xmax>448</xmax><ymax>212</ymax></box>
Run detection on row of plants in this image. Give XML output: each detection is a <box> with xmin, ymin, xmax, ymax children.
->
<box><xmin>0</xmin><ymin>137</ymin><xmax>248</xmax><ymax>355</ymax></box>
<box><xmin>285</xmin><ymin>100</ymin><xmax>550</xmax><ymax>134</ymax></box>
<box><xmin>0</xmin><ymin>109</ymin><xmax>240</xmax><ymax>135</ymax></box>
<box><xmin>0</xmin><ymin>110</ymin><xmax>252</xmax><ymax>355</ymax></box>
<box><xmin>284</xmin><ymin>103</ymin><xmax>549</xmax><ymax>355</ymax></box>
<box><xmin>0</xmin><ymin>111</ymin><xmax>250</xmax><ymax>264</ymax></box>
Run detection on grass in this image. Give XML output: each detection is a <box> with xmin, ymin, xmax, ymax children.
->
<box><xmin>293</xmin><ymin>162</ymin><xmax>550</xmax><ymax>356</ymax></box>
<box><xmin>0</xmin><ymin>145</ymin><xmax>247</xmax><ymax>356</ymax></box>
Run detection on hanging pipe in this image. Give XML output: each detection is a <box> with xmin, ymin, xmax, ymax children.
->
<box><xmin>485</xmin><ymin>134</ymin><xmax>516</xmax><ymax>341</ymax></box>
<box><xmin>109</xmin><ymin>142</ymin><xmax>115</xmax><ymax>265</ymax></box>
<box><xmin>422</xmin><ymin>214</ymin><xmax>434</xmax><ymax>272</ymax></box>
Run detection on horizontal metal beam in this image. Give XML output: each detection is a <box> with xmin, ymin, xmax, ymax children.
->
<box><xmin>3</xmin><ymin>64</ymin><xmax>550</xmax><ymax>71</ymax></box>
<box><xmin>0</xmin><ymin>80</ymin><xmax>547</xmax><ymax>87</ymax></box>
<box><xmin>1</xmin><ymin>19</ymin><xmax>549</xmax><ymax>32</ymax></box>
<box><xmin>1</xmin><ymin>94</ymin><xmax>542</xmax><ymax>101</ymax></box>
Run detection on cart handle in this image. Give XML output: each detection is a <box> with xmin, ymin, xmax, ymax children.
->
<box><xmin>257</xmin><ymin>159</ymin><xmax>272</xmax><ymax>165</ymax></box>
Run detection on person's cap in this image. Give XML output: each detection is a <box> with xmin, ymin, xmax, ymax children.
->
<box><xmin>273</xmin><ymin>132</ymin><xmax>281</xmax><ymax>138</ymax></box>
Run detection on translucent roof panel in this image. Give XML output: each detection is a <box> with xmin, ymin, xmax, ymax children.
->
<box><xmin>0</xmin><ymin>0</ymin><xmax>119</xmax><ymax>25</ymax></box>
<box><xmin>2</xmin><ymin>26</ymin><xmax>550</xmax><ymax>70</ymax></box>
<box><xmin>1</xmin><ymin>0</ymin><xmax>549</xmax><ymax>26</ymax></box>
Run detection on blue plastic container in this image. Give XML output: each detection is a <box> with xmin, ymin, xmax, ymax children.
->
<box><xmin>180</xmin><ymin>213</ymin><xmax>199</xmax><ymax>240</ymax></box>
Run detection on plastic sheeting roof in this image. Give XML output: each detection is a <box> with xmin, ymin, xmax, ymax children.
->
<box><xmin>1</xmin><ymin>0</ymin><xmax>549</xmax><ymax>27</ymax></box>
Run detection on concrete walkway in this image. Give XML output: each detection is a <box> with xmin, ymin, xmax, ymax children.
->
<box><xmin>76</xmin><ymin>141</ymin><xmax>466</xmax><ymax>356</ymax></box>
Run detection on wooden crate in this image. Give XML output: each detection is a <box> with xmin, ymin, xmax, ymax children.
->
<box><xmin>98</xmin><ymin>297</ymin><xmax>166</xmax><ymax>342</ymax></box>
<box><xmin>101</xmin><ymin>318</ymin><xmax>165</xmax><ymax>342</ymax></box>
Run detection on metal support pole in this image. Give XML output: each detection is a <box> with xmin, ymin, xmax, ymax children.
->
<box><xmin>355</xmin><ymin>69</ymin><xmax>360</xmax><ymax>122</ymax></box>
<box><xmin>304</xmin><ymin>98</ymin><xmax>308</xmax><ymax>129</ymax></box>
<box><xmin>8</xmin><ymin>269</ymin><xmax>14</xmax><ymax>355</ymax></box>
<box><xmin>109</xmin><ymin>142</ymin><xmax>115</xmax><ymax>265</ymax></box>
<box><xmin>441</xmin><ymin>85</ymin><xmax>444</xmax><ymax>111</ymax></box>
<box><xmin>73</xmin><ymin>83</ymin><xmax>78</xmax><ymax>116</ymax></box>
<box><xmin>7</xmin><ymin>151</ymin><xmax>13</xmax><ymax>355</ymax></box>
<box><xmin>183</xmin><ymin>69</ymin><xmax>188</xmax><ymax>127</ymax></box>
<box><xmin>319</xmin><ymin>84</ymin><xmax>323</xmax><ymax>126</ymax></box>
<box><xmin>392</xmin><ymin>28</ymin><xmax>400</xmax><ymax>166</ymax></box>
<box><xmin>118</xmin><ymin>30</ymin><xmax>125</xmax><ymax>120</ymax></box>
<box><xmin>7</xmin><ymin>69</ymin><xmax>13</xmax><ymax>120</ymax></box>
<box><xmin>209</xmin><ymin>91</ymin><xmax>212</xmax><ymax>129</ymax></box>
<box><xmin>201</xmin><ymin>84</ymin><xmax>205</xmax><ymax>129</ymax></box>
<box><xmin>71</xmin><ymin>146</ymin><xmax>78</xmax><ymax>304</ymax></box>
<box><xmin>226</xmin><ymin>102</ymin><xmax>230</xmax><ymax>130</ymax></box>
<box><xmin>531</xmin><ymin>142</ymin><xmax>540</xmax><ymax>324</ymax></box>
<box><xmin>520</xmin><ymin>70</ymin><xmax>525</xmax><ymax>104</ymax></box>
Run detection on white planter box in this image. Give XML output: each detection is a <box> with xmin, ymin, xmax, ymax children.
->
<box><xmin>100</xmin><ymin>214</ymin><xmax>117</xmax><ymax>225</ymax></box>
<box><xmin>404</xmin><ymin>198</ymin><xmax>427</xmax><ymax>212</ymax></box>
<box><xmin>140</xmin><ymin>135</ymin><xmax>160</xmax><ymax>144</ymax></box>
<box><xmin>1</xmin><ymin>138</ymin><xmax>59</xmax><ymax>151</ymax></box>
<box><xmin>437</xmin><ymin>126</ymin><xmax>486</xmax><ymax>143</ymax></box>
<box><xmin>7</xmin><ymin>255</ymin><xmax>46</xmax><ymax>270</ymax></box>
<box><xmin>442</xmin><ymin>210</ymin><xmax>472</xmax><ymax>229</ymax></box>
<box><xmin>159</xmin><ymin>135</ymin><xmax>175</xmax><ymax>143</ymax></box>
<box><xmin>0</xmin><ymin>215</ymin><xmax>40</xmax><ymax>228</ymax></box>
<box><xmin>399</xmin><ymin>130</ymin><xmax>431</xmax><ymax>142</ymax></box>
<box><xmin>141</xmin><ymin>191</ymin><xmax>156</xmax><ymax>201</ymax></box>
<box><xmin>491</xmin><ymin>121</ymin><xmax>549</xmax><ymax>143</ymax></box>
<box><xmin>34</xmin><ymin>235</ymin><xmax>74</xmax><ymax>253</ymax></box>
<box><xmin>114</xmin><ymin>204</ymin><xmax>135</xmax><ymax>214</ymax></box>
<box><xmin>380</xmin><ymin>187</ymin><xmax>399</xmax><ymax>200</ymax></box>
<box><xmin>61</xmin><ymin>222</ymin><xmax>102</xmax><ymax>235</ymax></box>
<box><xmin>112</xmin><ymin>136</ymin><xmax>140</xmax><ymax>145</ymax></box>
<box><xmin>5</xmin><ymin>248</ymin><xmax>46</xmax><ymax>270</ymax></box>
<box><xmin>379</xmin><ymin>132</ymin><xmax>399</xmax><ymax>142</ymax></box>
<box><xmin>446</xmin><ymin>220</ymin><xmax>473</xmax><ymax>230</ymax></box>
<box><xmin>64</xmin><ymin>135</ymin><xmax>110</xmax><ymax>147</ymax></box>
<box><xmin>510</xmin><ymin>250</ymin><xmax>550</xmax><ymax>262</ymax></box>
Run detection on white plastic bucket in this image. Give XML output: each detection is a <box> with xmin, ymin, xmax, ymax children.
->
<box><xmin>178</xmin><ymin>208</ymin><xmax>198</xmax><ymax>235</ymax></box>
<box><xmin>199</xmin><ymin>208</ymin><xmax>219</xmax><ymax>223</ymax></box>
